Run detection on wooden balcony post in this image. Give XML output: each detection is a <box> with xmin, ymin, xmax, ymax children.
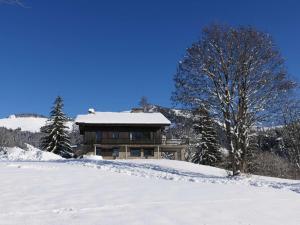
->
<box><xmin>125</xmin><ymin>145</ymin><xmax>128</xmax><ymax>159</ymax></box>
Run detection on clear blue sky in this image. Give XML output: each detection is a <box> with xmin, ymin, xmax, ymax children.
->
<box><xmin>0</xmin><ymin>0</ymin><xmax>299</xmax><ymax>118</ymax></box>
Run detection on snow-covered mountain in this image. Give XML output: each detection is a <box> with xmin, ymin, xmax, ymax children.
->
<box><xmin>0</xmin><ymin>114</ymin><xmax>74</xmax><ymax>132</ymax></box>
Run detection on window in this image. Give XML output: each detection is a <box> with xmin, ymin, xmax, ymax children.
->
<box><xmin>112</xmin><ymin>132</ymin><xmax>119</xmax><ymax>139</ymax></box>
<box><xmin>95</xmin><ymin>147</ymin><xmax>102</xmax><ymax>155</ymax></box>
<box><xmin>96</xmin><ymin>131</ymin><xmax>102</xmax><ymax>142</ymax></box>
<box><xmin>142</xmin><ymin>132</ymin><xmax>151</xmax><ymax>140</ymax></box>
<box><xmin>112</xmin><ymin>148</ymin><xmax>119</xmax><ymax>158</ymax></box>
<box><xmin>130</xmin><ymin>148</ymin><xmax>141</xmax><ymax>157</ymax></box>
<box><xmin>130</xmin><ymin>132</ymin><xmax>141</xmax><ymax>140</ymax></box>
<box><xmin>144</xmin><ymin>148</ymin><xmax>154</xmax><ymax>158</ymax></box>
<box><xmin>130</xmin><ymin>132</ymin><xmax>152</xmax><ymax>140</ymax></box>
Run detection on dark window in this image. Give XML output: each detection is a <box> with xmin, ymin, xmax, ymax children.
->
<box><xmin>130</xmin><ymin>148</ymin><xmax>141</xmax><ymax>157</ymax></box>
<box><xmin>144</xmin><ymin>148</ymin><xmax>154</xmax><ymax>158</ymax></box>
<box><xmin>112</xmin><ymin>148</ymin><xmax>119</xmax><ymax>157</ymax></box>
<box><xmin>130</xmin><ymin>132</ymin><xmax>152</xmax><ymax>140</ymax></box>
<box><xmin>130</xmin><ymin>132</ymin><xmax>141</xmax><ymax>140</ymax></box>
<box><xmin>95</xmin><ymin>147</ymin><xmax>101</xmax><ymax>155</ymax></box>
<box><xmin>112</xmin><ymin>132</ymin><xmax>119</xmax><ymax>139</ymax></box>
<box><xmin>142</xmin><ymin>132</ymin><xmax>151</xmax><ymax>139</ymax></box>
<box><xmin>96</xmin><ymin>131</ymin><xmax>102</xmax><ymax>142</ymax></box>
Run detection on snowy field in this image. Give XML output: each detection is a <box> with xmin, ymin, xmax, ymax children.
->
<box><xmin>1</xmin><ymin>157</ymin><xmax>300</xmax><ymax>225</ymax></box>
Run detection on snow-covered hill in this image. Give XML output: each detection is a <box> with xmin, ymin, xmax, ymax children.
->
<box><xmin>0</xmin><ymin>158</ymin><xmax>299</xmax><ymax>225</ymax></box>
<box><xmin>0</xmin><ymin>115</ymin><xmax>74</xmax><ymax>132</ymax></box>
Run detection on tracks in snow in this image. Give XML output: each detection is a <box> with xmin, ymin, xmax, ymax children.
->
<box><xmin>67</xmin><ymin>159</ymin><xmax>300</xmax><ymax>194</ymax></box>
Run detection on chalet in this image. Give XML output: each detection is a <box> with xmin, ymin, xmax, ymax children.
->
<box><xmin>75</xmin><ymin>109</ymin><xmax>186</xmax><ymax>160</ymax></box>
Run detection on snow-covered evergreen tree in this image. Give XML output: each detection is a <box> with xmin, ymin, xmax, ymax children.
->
<box><xmin>40</xmin><ymin>96</ymin><xmax>73</xmax><ymax>158</ymax></box>
<box><xmin>191</xmin><ymin>107</ymin><xmax>222</xmax><ymax>166</ymax></box>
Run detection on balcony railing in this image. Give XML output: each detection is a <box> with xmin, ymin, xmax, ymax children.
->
<box><xmin>162</xmin><ymin>138</ymin><xmax>184</xmax><ymax>145</ymax></box>
<box><xmin>95</xmin><ymin>138</ymin><xmax>162</xmax><ymax>145</ymax></box>
<box><xmin>90</xmin><ymin>138</ymin><xmax>188</xmax><ymax>145</ymax></box>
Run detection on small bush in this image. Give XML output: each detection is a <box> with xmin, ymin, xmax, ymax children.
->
<box><xmin>251</xmin><ymin>152</ymin><xmax>300</xmax><ymax>179</ymax></box>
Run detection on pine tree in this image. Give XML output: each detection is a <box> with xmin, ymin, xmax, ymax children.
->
<box><xmin>40</xmin><ymin>96</ymin><xmax>73</xmax><ymax>158</ymax></box>
<box><xmin>191</xmin><ymin>107</ymin><xmax>222</xmax><ymax>166</ymax></box>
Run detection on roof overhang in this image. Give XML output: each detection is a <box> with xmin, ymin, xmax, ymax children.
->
<box><xmin>75</xmin><ymin>122</ymin><xmax>170</xmax><ymax>127</ymax></box>
<box><xmin>75</xmin><ymin>112</ymin><xmax>171</xmax><ymax>126</ymax></box>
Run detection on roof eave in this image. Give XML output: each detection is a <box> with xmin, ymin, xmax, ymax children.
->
<box><xmin>75</xmin><ymin>122</ymin><xmax>171</xmax><ymax>126</ymax></box>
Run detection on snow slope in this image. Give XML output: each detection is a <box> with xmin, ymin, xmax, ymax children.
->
<box><xmin>1</xmin><ymin>159</ymin><xmax>300</xmax><ymax>225</ymax></box>
<box><xmin>0</xmin><ymin>115</ymin><xmax>74</xmax><ymax>132</ymax></box>
<box><xmin>0</xmin><ymin>144</ymin><xmax>63</xmax><ymax>161</ymax></box>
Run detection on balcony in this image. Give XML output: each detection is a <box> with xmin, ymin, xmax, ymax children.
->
<box><xmin>95</xmin><ymin>138</ymin><xmax>162</xmax><ymax>145</ymax></box>
<box><xmin>92</xmin><ymin>138</ymin><xmax>187</xmax><ymax>145</ymax></box>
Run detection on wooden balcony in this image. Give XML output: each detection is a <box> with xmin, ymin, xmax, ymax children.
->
<box><xmin>95</xmin><ymin>138</ymin><xmax>162</xmax><ymax>145</ymax></box>
<box><xmin>92</xmin><ymin>138</ymin><xmax>188</xmax><ymax>145</ymax></box>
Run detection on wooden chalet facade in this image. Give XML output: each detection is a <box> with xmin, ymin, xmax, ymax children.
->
<box><xmin>75</xmin><ymin>109</ymin><xmax>186</xmax><ymax>160</ymax></box>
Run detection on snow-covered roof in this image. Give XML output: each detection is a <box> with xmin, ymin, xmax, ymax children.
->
<box><xmin>75</xmin><ymin>112</ymin><xmax>171</xmax><ymax>126</ymax></box>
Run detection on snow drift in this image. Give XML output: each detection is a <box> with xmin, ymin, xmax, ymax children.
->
<box><xmin>0</xmin><ymin>144</ymin><xmax>62</xmax><ymax>161</ymax></box>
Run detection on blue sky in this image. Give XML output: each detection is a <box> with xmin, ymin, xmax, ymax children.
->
<box><xmin>0</xmin><ymin>0</ymin><xmax>299</xmax><ymax>118</ymax></box>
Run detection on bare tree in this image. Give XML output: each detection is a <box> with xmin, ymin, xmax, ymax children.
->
<box><xmin>139</xmin><ymin>96</ymin><xmax>151</xmax><ymax>112</ymax></box>
<box><xmin>172</xmin><ymin>24</ymin><xmax>295</xmax><ymax>175</ymax></box>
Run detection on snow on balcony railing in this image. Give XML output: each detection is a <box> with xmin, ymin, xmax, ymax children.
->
<box><xmin>162</xmin><ymin>138</ymin><xmax>185</xmax><ymax>145</ymax></box>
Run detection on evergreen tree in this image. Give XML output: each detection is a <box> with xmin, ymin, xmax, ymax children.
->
<box><xmin>40</xmin><ymin>96</ymin><xmax>73</xmax><ymax>158</ymax></box>
<box><xmin>191</xmin><ymin>107</ymin><xmax>222</xmax><ymax>166</ymax></box>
